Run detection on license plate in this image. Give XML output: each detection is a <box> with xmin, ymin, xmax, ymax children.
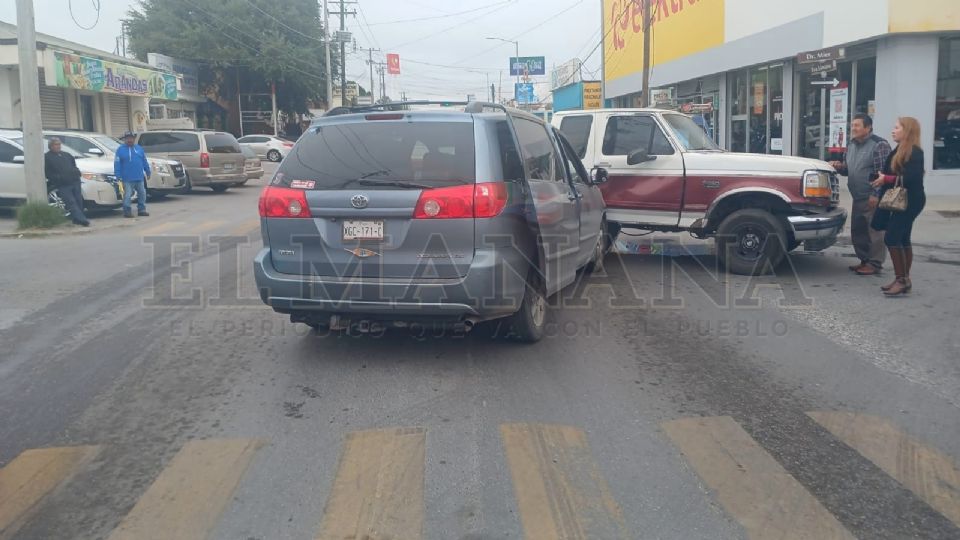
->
<box><xmin>342</xmin><ymin>220</ymin><xmax>384</xmax><ymax>240</ymax></box>
<box><xmin>223</xmin><ymin>163</ymin><xmax>234</xmax><ymax>171</ymax></box>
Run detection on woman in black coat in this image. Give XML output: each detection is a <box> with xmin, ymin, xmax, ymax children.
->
<box><xmin>871</xmin><ymin>117</ymin><xmax>926</xmax><ymax>296</ymax></box>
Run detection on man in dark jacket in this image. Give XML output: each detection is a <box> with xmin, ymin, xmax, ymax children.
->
<box><xmin>44</xmin><ymin>138</ymin><xmax>90</xmax><ymax>226</ymax></box>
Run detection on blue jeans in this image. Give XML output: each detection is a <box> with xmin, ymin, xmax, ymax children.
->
<box><xmin>122</xmin><ymin>181</ymin><xmax>147</xmax><ymax>213</ymax></box>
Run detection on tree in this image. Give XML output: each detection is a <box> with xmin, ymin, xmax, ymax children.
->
<box><xmin>124</xmin><ymin>0</ymin><xmax>335</xmax><ymax>120</ymax></box>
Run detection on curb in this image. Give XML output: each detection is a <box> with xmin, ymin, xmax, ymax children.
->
<box><xmin>0</xmin><ymin>220</ymin><xmax>135</xmax><ymax>239</ymax></box>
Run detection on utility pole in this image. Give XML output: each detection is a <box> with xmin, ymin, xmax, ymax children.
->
<box><xmin>323</xmin><ymin>0</ymin><xmax>333</xmax><ymax>109</ymax></box>
<box><xmin>641</xmin><ymin>0</ymin><xmax>652</xmax><ymax>107</ymax></box>
<box><xmin>359</xmin><ymin>47</ymin><xmax>381</xmax><ymax>102</ymax></box>
<box><xmin>15</xmin><ymin>0</ymin><xmax>46</xmax><ymax>204</ymax></box>
<box><xmin>329</xmin><ymin>0</ymin><xmax>356</xmax><ymax>106</ymax></box>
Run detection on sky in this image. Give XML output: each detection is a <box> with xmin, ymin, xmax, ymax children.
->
<box><xmin>0</xmin><ymin>0</ymin><xmax>605</xmax><ymax>102</ymax></box>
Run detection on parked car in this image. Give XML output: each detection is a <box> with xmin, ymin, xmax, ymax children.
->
<box><xmin>237</xmin><ymin>134</ymin><xmax>293</xmax><ymax>162</ymax></box>
<box><xmin>240</xmin><ymin>146</ymin><xmax>264</xmax><ymax>185</ymax></box>
<box><xmin>135</xmin><ymin>130</ymin><xmax>245</xmax><ymax>192</ymax></box>
<box><xmin>0</xmin><ymin>135</ymin><xmax>122</xmax><ymax>212</ymax></box>
<box><xmin>43</xmin><ymin>129</ymin><xmax>187</xmax><ymax>199</ymax></box>
<box><xmin>553</xmin><ymin>108</ymin><xmax>846</xmax><ymax>275</ymax></box>
<box><xmin>254</xmin><ymin>102</ymin><xmax>607</xmax><ymax>342</ymax></box>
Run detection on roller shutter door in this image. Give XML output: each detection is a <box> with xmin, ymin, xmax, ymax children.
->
<box><xmin>39</xmin><ymin>85</ymin><xmax>67</xmax><ymax>129</ymax></box>
<box><xmin>106</xmin><ymin>94</ymin><xmax>131</xmax><ymax>135</ymax></box>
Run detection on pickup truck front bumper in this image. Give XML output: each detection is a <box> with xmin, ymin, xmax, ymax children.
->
<box><xmin>787</xmin><ymin>207</ymin><xmax>847</xmax><ymax>251</ymax></box>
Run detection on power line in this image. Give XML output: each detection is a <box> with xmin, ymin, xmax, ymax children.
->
<box><xmin>364</xmin><ymin>1</ymin><xmax>512</xmax><ymax>25</ymax></box>
<box><xmin>388</xmin><ymin>0</ymin><xmax>517</xmax><ymax>50</ymax></box>
<box><xmin>68</xmin><ymin>0</ymin><xmax>101</xmax><ymax>30</ymax></box>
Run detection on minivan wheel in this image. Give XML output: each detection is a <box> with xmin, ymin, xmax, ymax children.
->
<box><xmin>508</xmin><ymin>271</ymin><xmax>547</xmax><ymax>343</ymax></box>
<box><xmin>715</xmin><ymin>209</ymin><xmax>787</xmax><ymax>276</ymax></box>
<box><xmin>211</xmin><ymin>185</ymin><xmax>229</xmax><ymax>193</ymax></box>
<box><xmin>587</xmin><ymin>219</ymin><xmax>608</xmax><ymax>273</ymax></box>
<box><xmin>267</xmin><ymin>150</ymin><xmax>281</xmax><ymax>162</ymax></box>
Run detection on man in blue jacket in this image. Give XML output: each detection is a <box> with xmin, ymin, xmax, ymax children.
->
<box><xmin>114</xmin><ymin>131</ymin><xmax>152</xmax><ymax>218</ymax></box>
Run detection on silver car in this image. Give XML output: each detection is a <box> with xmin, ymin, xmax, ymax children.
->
<box><xmin>253</xmin><ymin>102</ymin><xmax>609</xmax><ymax>342</ymax></box>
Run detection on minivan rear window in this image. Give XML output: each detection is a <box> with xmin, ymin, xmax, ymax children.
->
<box><xmin>276</xmin><ymin>121</ymin><xmax>476</xmax><ymax>189</ymax></box>
<box><xmin>204</xmin><ymin>133</ymin><xmax>241</xmax><ymax>153</ymax></box>
<box><xmin>138</xmin><ymin>132</ymin><xmax>201</xmax><ymax>153</ymax></box>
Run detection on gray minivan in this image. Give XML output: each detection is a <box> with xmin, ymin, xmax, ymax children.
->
<box><xmin>253</xmin><ymin>103</ymin><xmax>608</xmax><ymax>342</ymax></box>
<box><xmin>136</xmin><ymin>130</ymin><xmax>245</xmax><ymax>192</ymax></box>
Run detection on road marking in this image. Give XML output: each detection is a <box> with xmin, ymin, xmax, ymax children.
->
<box><xmin>808</xmin><ymin>411</ymin><xmax>960</xmax><ymax>527</ymax></box>
<box><xmin>107</xmin><ymin>438</ymin><xmax>261</xmax><ymax>540</ymax></box>
<box><xmin>0</xmin><ymin>446</ymin><xmax>100</xmax><ymax>540</ymax></box>
<box><xmin>500</xmin><ymin>423</ymin><xmax>630</xmax><ymax>540</ymax></box>
<box><xmin>139</xmin><ymin>221</ymin><xmax>186</xmax><ymax>236</ymax></box>
<box><xmin>189</xmin><ymin>220</ymin><xmax>228</xmax><ymax>235</ymax></box>
<box><xmin>316</xmin><ymin>427</ymin><xmax>426</xmax><ymax>540</ymax></box>
<box><xmin>222</xmin><ymin>217</ymin><xmax>262</xmax><ymax>239</ymax></box>
<box><xmin>662</xmin><ymin>416</ymin><xmax>855</xmax><ymax>540</ymax></box>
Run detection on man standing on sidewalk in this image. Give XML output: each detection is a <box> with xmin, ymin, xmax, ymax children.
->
<box><xmin>44</xmin><ymin>138</ymin><xmax>90</xmax><ymax>226</ymax></box>
<box><xmin>830</xmin><ymin>113</ymin><xmax>892</xmax><ymax>275</ymax></box>
<box><xmin>114</xmin><ymin>131</ymin><xmax>151</xmax><ymax>218</ymax></box>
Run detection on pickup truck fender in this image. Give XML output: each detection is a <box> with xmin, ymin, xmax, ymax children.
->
<box><xmin>699</xmin><ymin>186</ymin><xmax>797</xmax><ymax>231</ymax></box>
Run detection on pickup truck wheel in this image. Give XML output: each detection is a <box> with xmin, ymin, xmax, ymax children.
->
<box><xmin>716</xmin><ymin>209</ymin><xmax>787</xmax><ymax>276</ymax></box>
<box><xmin>507</xmin><ymin>271</ymin><xmax>547</xmax><ymax>343</ymax></box>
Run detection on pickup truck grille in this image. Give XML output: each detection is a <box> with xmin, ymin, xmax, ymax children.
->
<box><xmin>171</xmin><ymin>164</ymin><xmax>185</xmax><ymax>177</ymax></box>
<box><xmin>829</xmin><ymin>173</ymin><xmax>840</xmax><ymax>205</ymax></box>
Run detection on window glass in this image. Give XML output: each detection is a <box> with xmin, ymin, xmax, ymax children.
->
<box><xmin>276</xmin><ymin>121</ymin><xmax>476</xmax><ymax>189</ymax></box>
<box><xmin>241</xmin><ymin>146</ymin><xmax>256</xmax><ymax>158</ymax></box>
<box><xmin>93</xmin><ymin>136</ymin><xmax>121</xmax><ymax>153</ymax></box>
<box><xmin>513</xmin><ymin>117</ymin><xmax>558</xmax><ymax>181</ymax></box>
<box><xmin>138</xmin><ymin>132</ymin><xmax>201</xmax><ymax>152</ymax></box>
<box><xmin>558</xmin><ymin>115</ymin><xmax>593</xmax><ymax>159</ymax></box>
<box><xmin>0</xmin><ymin>140</ymin><xmax>22</xmax><ymax>163</ymax></box>
<box><xmin>663</xmin><ymin>114</ymin><xmax>720</xmax><ymax>151</ymax></box>
<box><xmin>204</xmin><ymin>133</ymin><xmax>241</xmax><ymax>153</ymax></box>
<box><xmin>555</xmin><ymin>131</ymin><xmax>588</xmax><ymax>184</ymax></box>
<box><xmin>935</xmin><ymin>37</ymin><xmax>960</xmax><ymax>170</ymax></box>
<box><xmin>602</xmin><ymin>116</ymin><xmax>674</xmax><ymax>156</ymax></box>
<box><xmin>495</xmin><ymin>120</ymin><xmax>524</xmax><ymax>182</ymax></box>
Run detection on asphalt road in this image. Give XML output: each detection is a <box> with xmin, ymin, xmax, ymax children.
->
<box><xmin>1</xmin><ymin>164</ymin><xmax>959</xmax><ymax>540</ymax></box>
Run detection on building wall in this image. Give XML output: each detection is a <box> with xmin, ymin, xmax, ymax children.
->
<box><xmin>0</xmin><ymin>67</ymin><xmax>17</xmax><ymax>127</ymax></box>
<box><xmin>552</xmin><ymin>82</ymin><xmax>584</xmax><ymax>112</ymax></box>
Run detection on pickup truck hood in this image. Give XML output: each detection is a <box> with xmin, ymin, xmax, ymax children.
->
<box><xmin>686</xmin><ymin>151</ymin><xmax>833</xmax><ymax>176</ymax></box>
<box><xmin>76</xmin><ymin>156</ymin><xmax>114</xmax><ymax>174</ymax></box>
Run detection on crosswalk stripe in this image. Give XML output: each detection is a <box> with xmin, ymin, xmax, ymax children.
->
<box><xmin>106</xmin><ymin>438</ymin><xmax>261</xmax><ymax>540</ymax></box>
<box><xmin>808</xmin><ymin>411</ymin><xmax>960</xmax><ymax>527</ymax></box>
<box><xmin>139</xmin><ymin>221</ymin><xmax>186</xmax><ymax>236</ymax></box>
<box><xmin>316</xmin><ymin>427</ymin><xmax>426</xmax><ymax>540</ymax></box>
<box><xmin>662</xmin><ymin>416</ymin><xmax>855</xmax><ymax>540</ymax></box>
<box><xmin>500</xmin><ymin>423</ymin><xmax>630</xmax><ymax>540</ymax></box>
<box><xmin>0</xmin><ymin>446</ymin><xmax>99</xmax><ymax>540</ymax></box>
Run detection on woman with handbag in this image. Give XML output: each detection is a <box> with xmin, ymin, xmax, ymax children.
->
<box><xmin>870</xmin><ymin>117</ymin><xmax>926</xmax><ymax>296</ymax></box>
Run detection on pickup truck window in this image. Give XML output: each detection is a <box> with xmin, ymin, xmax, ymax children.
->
<box><xmin>514</xmin><ymin>117</ymin><xmax>562</xmax><ymax>182</ymax></box>
<box><xmin>0</xmin><ymin>140</ymin><xmax>21</xmax><ymax>163</ymax></box>
<box><xmin>602</xmin><ymin>115</ymin><xmax>675</xmax><ymax>156</ymax></box>
<box><xmin>558</xmin><ymin>115</ymin><xmax>593</xmax><ymax>159</ymax></box>
<box><xmin>662</xmin><ymin>114</ymin><xmax>721</xmax><ymax>151</ymax></box>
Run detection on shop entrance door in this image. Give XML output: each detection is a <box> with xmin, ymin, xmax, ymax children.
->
<box><xmin>798</xmin><ymin>57</ymin><xmax>875</xmax><ymax>160</ymax></box>
<box><xmin>79</xmin><ymin>95</ymin><xmax>95</xmax><ymax>132</ymax></box>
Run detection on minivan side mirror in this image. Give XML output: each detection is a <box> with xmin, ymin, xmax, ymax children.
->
<box><xmin>591</xmin><ymin>167</ymin><xmax>609</xmax><ymax>184</ymax></box>
<box><xmin>627</xmin><ymin>148</ymin><xmax>655</xmax><ymax>165</ymax></box>
<box><xmin>87</xmin><ymin>148</ymin><xmax>104</xmax><ymax>156</ymax></box>
<box><xmin>12</xmin><ymin>155</ymin><xmax>24</xmax><ymax>164</ymax></box>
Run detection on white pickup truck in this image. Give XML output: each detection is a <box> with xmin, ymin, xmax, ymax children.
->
<box><xmin>553</xmin><ymin>108</ymin><xmax>847</xmax><ymax>274</ymax></box>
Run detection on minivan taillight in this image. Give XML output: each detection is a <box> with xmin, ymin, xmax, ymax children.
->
<box><xmin>258</xmin><ymin>186</ymin><xmax>312</xmax><ymax>218</ymax></box>
<box><xmin>200</xmin><ymin>152</ymin><xmax>210</xmax><ymax>168</ymax></box>
<box><xmin>413</xmin><ymin>182</ymin><xmax>508</xmax><ymax>219</ymax></box>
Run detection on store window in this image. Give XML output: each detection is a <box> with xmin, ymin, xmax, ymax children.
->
<box><xmin>935</xmin><ymin>37</ymin><xmax>960</xmax><ymax>170</ymax></box>
<box><xmin>728</xmin><ymin>65</ymin><xmax>783</xmax><ymax>154</ymax></box>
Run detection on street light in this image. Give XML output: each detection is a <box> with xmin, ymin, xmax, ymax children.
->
<box><xmin>486</xmin><ymin>37</ymin><xmax>520</xmax><ymax>85</ymax></box>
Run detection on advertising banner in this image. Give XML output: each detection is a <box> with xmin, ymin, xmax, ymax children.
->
<box><xmin>147</xmin><ymin>53</ymin><xmax>200</xmax><ymax>101</ymax></box>
<box><xmin>510</xmin><ymin>56</ymin><xmax>546</xmax><ymax>77</ymax></box>
<box><xmin>387</xmin><ymin>53</ymin><xmax>401</xmax><ymax>75</ymax></box>
<box><xmin>582</xmin><ymin>81</ymin><xmax>602</xmax><ymax>109</ymax></box>
<box><xmin>603</xmin><ymin>0</ymin><xmax>725</xmax><ymax>83</ymax></box>
<box><xmin>828</xmin><ymin>83</ymin><xmax>849</xmax><ymax>153</ymax></box>
<box><xmin>55</xmin><ymin>52</ymin><xmax>178</xmax><ymax>100</ymax></box>
<box><xmin>515</xmin><ymin>83</ymin><xmax>535</xmax><ymax>104</ymax></box>
<box><xmin>551</xmin><ymin>58</ymin><xmax>581</xmax><ymax>90</ymax></box>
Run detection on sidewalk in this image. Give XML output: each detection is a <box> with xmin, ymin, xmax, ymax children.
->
<box><xmin>0</xmin><ymin>208</ymin><xmax>134</xmax><ymax>238</ymax></box>
<box><xmin>836</xmin><ymin>188</ymin><xmax>960</xmax><ymax>250</ymax></box>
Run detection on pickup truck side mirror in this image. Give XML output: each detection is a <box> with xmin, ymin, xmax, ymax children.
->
<box><xmin>12</xmin><ymin>155</ymin><xmax>24</xmax><ymax>164</ymax></box>
<box><xmin>591</xmin><ymin>167</ymin><xmax>609</xmax><ymax>184</ymax></box>
<box><xmin>627</xmin><ymin>148</ymin><xmax>656</xmax><ymax>165</ymax></box>
<box><xmin>87</xmin><ymin>148</ymin><xmax>104</xmax><ymax>156</ymax></box>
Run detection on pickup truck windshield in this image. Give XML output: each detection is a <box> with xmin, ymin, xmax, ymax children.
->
<box><xmin>663</xmin><ymin>114</ymin><xmax>721</xmax><ymax>152</ymax></box>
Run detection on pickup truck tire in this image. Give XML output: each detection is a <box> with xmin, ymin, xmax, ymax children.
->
<box><xmin>716</xmin><ymin>209</ymin><xmax>788</xmax><ymax>276</ymax></box>
<box><xmin>507</xmin><ymin>271</ymin><xmax>547</xmax><ymax>343</ymax></box>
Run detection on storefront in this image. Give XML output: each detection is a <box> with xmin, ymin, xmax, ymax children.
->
<box><xmin>0</xmin><ymin>21</ymin><xmax>186</xmax><ymax>137</ymax></box>
<box><xmin>551</xmin><ymin>80</ymin><xmax>603</xmax><ymax>112</ymax></box>
<box><xmin>602</xmin><ymin>0</ymin><xmax>960</xmax><ymax>194</ymax></box>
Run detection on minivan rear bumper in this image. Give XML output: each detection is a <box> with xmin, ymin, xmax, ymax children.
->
<box><xmin>253</xmin><ymin>247</ymin><xmax>529</xmax><ymax>321</ymax></box>
<box><xmin>188</xmin><ymin>168</ymin><xmax>247</xmax><ymax>186</ymax></box>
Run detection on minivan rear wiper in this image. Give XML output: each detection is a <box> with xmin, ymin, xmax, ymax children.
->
<box><xmin>357</xmin><ymin>179</ymin><xmax>434</xmax><ymax>189</ymax></box>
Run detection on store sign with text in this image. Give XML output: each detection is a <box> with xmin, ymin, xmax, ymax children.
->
<box><xmin>510</xmin><ymin>57</ymin><xmax>546</xmax><ymax>77</ymax></box>
<box><xmin>603</xmin><ymin>0</ymin><xmax>725</xmax><ymax>82</ymax></box>
<box><xmin>387</xmin><ymin>53</ymin><xmax>401</xmax><ymax>75</ymax></box>
<box><xmin>828</xmin><ymin>82</ymin><xmax>849</xmax><ymax>153</ymax></box>
<box><xmin>55</xmin><ymin>52</ymin><xmax>178</xmax><ymax>100</ymax></box>
<box><xmin>582</xmin><ymin>82</ymin><xmax>602</xmax><ymax>109</ymax></box>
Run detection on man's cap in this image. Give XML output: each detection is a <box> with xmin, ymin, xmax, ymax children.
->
<box><xmin>122</xmin><ymin>131</ymin><xmax>136</xmax><ymax>139</ymax></box>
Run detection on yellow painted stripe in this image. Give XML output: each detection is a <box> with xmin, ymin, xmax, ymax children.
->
<box><xmin>500</xmin><ymin>423</ymin><xmax>630</xmax><ymax>540</ymax></box>
<box><xmin>808</xmin><ymin>411</ymin><xmax>960</xmax><ymax>527</ymax></box>
<box><xmin>107</xmin><ymin>438</ymin><xmax>261</xmax><ymax>540</ymax></box>
<box><xmin>662</xmin><ymin>416</ymin><xmax>855</xmax><ymax>540</ymax></box>
<box><xmin>316</xmin><ymin>427</ymin><xmax>425</xmax><ymax>540</ymax></box>
<box><xmin>139</xmin><ymin>221</ymin><xmax>186</xmax><ymax>236</ymax></box>
<box><xmin>0</xmin><ymin>446</ymin><xmax>99</xmax><ymax>540</ymax></box>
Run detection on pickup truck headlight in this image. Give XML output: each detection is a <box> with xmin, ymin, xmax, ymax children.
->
<box><xmin>803</xmin><ymin>170</ymin><xmax>832</xmax><ymax>198</ymax></box>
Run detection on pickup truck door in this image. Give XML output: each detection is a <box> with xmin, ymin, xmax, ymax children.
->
<box><xmin>594</xmin><ymin>113</ymin><xmax>684</xmax><ymax>227</ymax></box>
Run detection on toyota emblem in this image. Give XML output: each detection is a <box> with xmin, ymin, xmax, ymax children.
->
<box><xmin>351</xmin><ymin>194</ymin><xmax>369</xmax><ymax>209</ymax></box>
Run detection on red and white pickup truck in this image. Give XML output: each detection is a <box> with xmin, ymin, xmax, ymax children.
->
<box><xmin>553</xmin><ymin>108</ymin><xmax>847</xmax><ymax>275</ymax></box>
